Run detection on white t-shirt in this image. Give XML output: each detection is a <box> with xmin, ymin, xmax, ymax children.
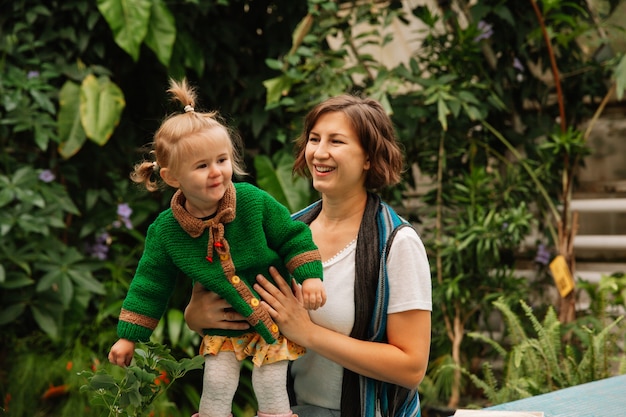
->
<box><xmin>291</xmin><ymin>227</ymin><xmax>432</xmax><ymax>410</ymax></box>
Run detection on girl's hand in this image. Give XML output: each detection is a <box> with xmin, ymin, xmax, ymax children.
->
<box><xmin>254</xmin><ymin>266</ymin><xmax>316</xmax><ymax>346</ymax></box>
<box><xmin>108</xmin><ymin>339</ymin><xmax>136</xmax><ymax>367</ymax></box>
<box><xmin>302</xmin><ymin>278</ymin><xmax>327</xmax><ymax>310</ymax></box>
<box><xmin>184</xmin><ymin>282</ymin><xmax>249</xmax><ymax>334</ymax></box>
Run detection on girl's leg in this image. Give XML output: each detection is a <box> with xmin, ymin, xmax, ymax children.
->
<box><xmin>252</xmin><ymin>360</ymin><xmax>292</xmax><ymax>417</ymax></box>
<box><xmin>198</xmin><ymin>352</ymin><xmax>240</xmax><ymax>417</ymax></box>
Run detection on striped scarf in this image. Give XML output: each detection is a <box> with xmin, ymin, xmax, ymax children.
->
<box><xmin>292</xmin><ymin>193</ymin><xmax>421</xmax><ymax>417</ymax></box>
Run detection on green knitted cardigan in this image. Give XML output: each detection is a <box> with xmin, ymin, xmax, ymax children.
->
<box><xmin>117</xmin><ymin>182</ymin><xmax>323</xmax><ymax>344</ymax></box>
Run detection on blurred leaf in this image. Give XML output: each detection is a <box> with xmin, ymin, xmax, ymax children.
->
<box><xmin>166</xmin><ymin>308</ymin><xmax>183</xmax><ymax>347</ymax></box>
<box><xmin>80</xmin><ymin>74</ymin><xmax>126</xmax><ymax>146</ymax></box>
<box><xmin>254</xmin><ymin>152</ymin><xmax>312</xmax><ymax>213</ymax></box>
<box><xmin>97</xmin><ymin>0</ymin><xmax>152</xmax><ymax>61</ymax></box>
<box><xmin>144</xmin><ymin>0</ymin><xmax>176</xmax><ymax>67</ymax></box>
<box><xmin>0</xmin><ymin>303</ymin><xmax>25</xmax><ymax>325</ymax></box>
<box><xmin>58</xmin><ymin>80</ymin><xmax>87</xmax><ymax>159</ymax></box>
<box><xmin>31</xmin><ymin>304</ymin><xmax>59</xmax><ymax>339</ymax></box>
<box><xmin>263</xmin><ymin>75</ymin><xmax>293</xmax><ymax>107</ymax></box>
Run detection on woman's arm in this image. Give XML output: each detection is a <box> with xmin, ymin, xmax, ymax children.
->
<box><xmin>254</xmin><ymin>268</ymin><xmax>431</xmax><ymax>389</ymax></box>
<box><xmin>184</xmin><ymin>282</ymin><xmax>251</xmax><ymax>334</ymax></box>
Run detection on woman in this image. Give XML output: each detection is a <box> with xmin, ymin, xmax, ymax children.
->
<box><xmin>185</xmin><ymin>94</ymin><xmax>432</xmax><ymax>417</ymax></box>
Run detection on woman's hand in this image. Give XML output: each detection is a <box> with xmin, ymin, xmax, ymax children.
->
<box><xmin>254</xmin><ymin>266</ymin><xmax>316</xmax><ymax>346</ymax></box>
<box><xmin>256</xmin><ymin>269</ymin><xmax>430</xmax><ymax>389</ymax></box>
<box><xmin>184</xmin><ymin>282</ymin><xmax>250</xmax><ymax>334</ymax></box>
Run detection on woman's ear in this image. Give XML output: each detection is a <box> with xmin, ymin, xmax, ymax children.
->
<box><xmin>159</xmin><ymin>167</ymin><xmax>180</xmax><ymax>188</ymax></box>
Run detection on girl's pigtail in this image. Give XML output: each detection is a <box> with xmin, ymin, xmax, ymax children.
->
<box><xmin>130</xmin><ymin>160</ymin><xmax>160</xmax><ymax>192</ymax></box>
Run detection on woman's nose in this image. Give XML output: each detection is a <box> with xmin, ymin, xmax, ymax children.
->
<box><xmin>313</xmin><ymin>140</ymin><xmax>329</xmax><ymax>158</ymax></box>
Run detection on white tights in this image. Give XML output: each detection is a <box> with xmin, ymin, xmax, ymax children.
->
<box><xmin>199</xmin><ymin>352</ymin><xmax>291</xmax><ymax>417</ymax></box>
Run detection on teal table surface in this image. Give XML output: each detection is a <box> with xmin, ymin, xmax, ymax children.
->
<box><xmin>483</xmin><ymin>374</ymin><xmax>626</xmax><ymax>417</ymax></box>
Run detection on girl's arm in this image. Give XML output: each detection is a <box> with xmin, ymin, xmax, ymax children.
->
<box><xmin>254</xmin><ymin>267</ymin><xmax>431</xmax><ymax>389</ymax></box>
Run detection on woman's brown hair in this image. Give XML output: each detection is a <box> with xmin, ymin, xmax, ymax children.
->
<box><xmin>292</xmin><ymin>94</ymin><xmax>404</xmax><ymax>191</ymax></box>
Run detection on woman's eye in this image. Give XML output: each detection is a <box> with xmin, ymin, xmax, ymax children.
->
<box><xmin>308</xmin><ymin>137</ymin><xmax>320</xmax><ymax>143</ymax></box>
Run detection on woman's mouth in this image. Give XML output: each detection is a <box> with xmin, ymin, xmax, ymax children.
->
<box><xmin>315</xmin><ymin>165</ymin><xmax>334</xmax><ymax>173</ymax></box>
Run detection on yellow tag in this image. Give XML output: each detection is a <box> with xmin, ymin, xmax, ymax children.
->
<box><xmin>549</xmin><ymin>255</ymin><xmax>575</xmax><ymax>297</ymax></box>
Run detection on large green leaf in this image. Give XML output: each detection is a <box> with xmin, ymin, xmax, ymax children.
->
<box><xmin>144</xmin><ymin>0</ymin><xmax>176</xmax><ymax>67</ymax></box>
<box><xmin>80</xmin><ymin>74</ymin><xmax>126</xmax><ymax>146</ymax></box>
<box><xmin>68</xmin><ymin>269</ymin><xmax>106</xmax><ymax>295</ymax></box>
<box><xmin>254</xmin><ymin>152</ymin><xmax>312</xmax><ymax>213</ymax></box>
<box><xmin>97</xmin><ymin>0</ymin><xmax>152</xmax><ymax>61</ymax></box>
<box><xmin>57</xmin><ymin>80</ymin><xmax>88</xmax><ymax>159</ymax></box>
<box><xmin>0</xmin><ymin>303</ymin><xmax>25</xmax><ymax>325</ymax></box>
<box><xmin>31</xmin><ymin>304</ymin><xmax>59</xmax><ymax>339</ymax></box>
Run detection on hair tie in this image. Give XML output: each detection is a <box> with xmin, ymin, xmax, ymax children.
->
<box><xmin>184</xmin><ymin>105</ymin><xmax>194</xmax><ymax>113</ymax></box>
<box><xmin>152</xmin><ymin>161</ymin><xmax>158</xmax><ymax>170</ymax></box>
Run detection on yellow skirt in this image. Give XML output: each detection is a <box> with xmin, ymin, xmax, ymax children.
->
<box><xmin>200</xmin><ymin>333</ymin><xmax>306</xmax><ymax>367</ymax></box>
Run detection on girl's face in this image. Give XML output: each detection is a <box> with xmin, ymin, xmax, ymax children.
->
<box><xmin>305</xmin><ymin>111</ymin><xmax>370</xmax><ymax>198</ymax></box>
<box><xmin>160</xmin><ymin>130</ymin><xmax>233</xmax><ymax>217</ymax></box>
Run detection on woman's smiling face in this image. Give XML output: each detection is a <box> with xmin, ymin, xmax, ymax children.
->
<box><xmin>305</xmin><ymin>111</ymin><xmax>370</xmax><ymax>197</ymax></box>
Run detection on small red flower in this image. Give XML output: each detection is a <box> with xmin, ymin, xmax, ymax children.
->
<box><xmin>154</xmin><ymin>370</ymin><xmax>170</xmax><ymax>385</ymax></box>
<box><xmin>66</xmin><ymin>361</ymin><xmax>73</xmax><ymax>371</ymax></box>
<box><xmin>42</xmin><ymin>384</ymin><xmax>69</xmax><ymax>399</ymax></box>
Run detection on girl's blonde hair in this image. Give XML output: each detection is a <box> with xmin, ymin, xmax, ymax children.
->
<box><xmin>131</xmin><ymin>78</ymin><xmax>246</xmax><ymax>191</ymax></box>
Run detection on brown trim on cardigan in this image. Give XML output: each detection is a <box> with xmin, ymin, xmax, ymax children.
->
<box><xmin>119</xmin><ymin>308</ymin><xmax>160</xmax><ymax>330</ymax></box>
<box><xmin>214</xmin><ymin>220</ymin><xmax>280</xmax><ymax>341</ymax></box>
<box><xmin>285</xmin><ymin>249</ymin><xmax>322</xmax><ymax>273</ymax></box>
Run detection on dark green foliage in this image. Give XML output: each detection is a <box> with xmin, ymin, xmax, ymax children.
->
<box><xmin>80</xmin><ymin>342</ymin><xmax>205</xmax><ymax>417</ymax></box>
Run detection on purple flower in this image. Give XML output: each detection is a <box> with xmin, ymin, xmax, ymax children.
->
<box><xmin>122</xmin><ymin>217</ymin><xmax>133</xmax><ymax>229</ymax></box>
<box><xmin>474</xmin><ymin>21</ymin><xmax>493</xmax><ymax>42</ymax></box>
<box><xmin>95</xmin><ymin>232</ymin><xmax>111</xmax><ymax>245</ymax></box>
<box><xmin>90</xmin><ymin>243</ymin><xmax>109</xmax><ymax>260</ymax></box>
<box><xmin>38</xmin><ymin>169</ymin><xmax>56</xmax><ymax>183</ymax></box>
<box><xmin>85</xmin><ymin>232</ymin><xmax>112</xmax><ymax>260</ymax></box>
<box><xmin>513</xmin><ymin>57</ymin><xmax>524</xmax><ymax>72</ymax></box>
<box><xmin>117</xmin><ymin>203</ymin><xmax>132</xmax><ymax>218</ymax></box>
<box><xmin>27</xmin><ymin>71</ymin><xmax>40</xmax><ymax>79</ymax></box>
<box><xmin>115</xmin><ymin>203</ymin><xmax>133</xmax><ymax>229</ymax></box>
<box><xmin>534</xmin><ymin>244</ymin><xmax>551</xmax><ymax>266</ymax></box>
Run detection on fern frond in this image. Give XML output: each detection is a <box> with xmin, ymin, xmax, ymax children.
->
<box><xmin>588</xmin><ymin>316</ymin><xmax>623</xmax><ymax>379</ymax></box>
<box><xmin>493</xmin><ymin>297</ymin><xmax>527</xmax><ymax>344</ymax></box>
<box><xmin>465</xmin><ymin>363</ymin><xmax>499</xmax><ymax>403</ymax></box>
<box><xmin>468</xmin><ymin>331</ymin><xmax>507</xmax><ymax>357</ymax></box>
